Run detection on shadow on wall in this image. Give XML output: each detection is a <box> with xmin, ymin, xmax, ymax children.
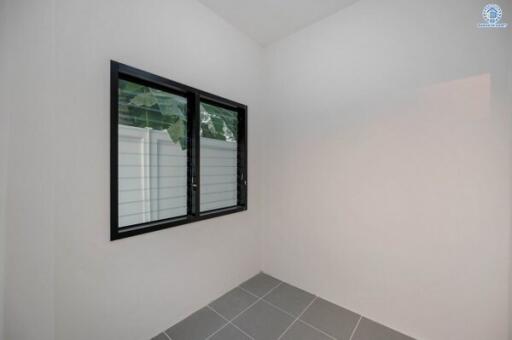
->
<box><xmin>261</xmin><ymin>1</ymin><xmax>511</xmax><ymax>339</ymax></box>
<box><xmin>419</xmin><ymin>73</ymin><xmax>491</xmax><ymax>118</ymax></box>
<box><xmin>264</xmin><ymin>69</ymin><xmax>511</xmax><ymax>340</ymax></box>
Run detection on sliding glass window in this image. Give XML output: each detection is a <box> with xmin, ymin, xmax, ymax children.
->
<box><xmin>200</xmin><ymin>102</ymin><xmax>239</xmax><ymax>212</ymax></box>
<box><xmin>111</xmin><ymin>61</ymin><xmax>247</xmax><ymax>240</ymax></box>
<box><xmin>117</xmin><ymin>79</ymin><xmax>188</xmax><ymax>228</ymax></box>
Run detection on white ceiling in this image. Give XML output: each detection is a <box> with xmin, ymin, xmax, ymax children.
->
<box><xmin>198</xmin><ymin>0</ymin><xmax>358</xmax><ymax>45</ymax></box>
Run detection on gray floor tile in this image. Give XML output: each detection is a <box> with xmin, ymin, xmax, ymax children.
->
<box><xmin>264</xmin><ymin>283</ymin><xmax>315</xmax><ymax>316</ymax></box>
<box><xmin>209</xmin><ymin>324</ymin><xmax>252</xmax><ymax>340</ymax></box>
<box><xmin>240</xmin><ymin>272</ymin><xmax>281</xmax><ymax>297</ymax></box>
<box><xmin>151</xmin><ymin>333</ymin><xmax>169</xmax><ymax>340</ymax></box>
<box><xmin>210</xmin><ymin>287</ymin><xmax>258</xmax><ymax>320</ymax></box>
<box><xmin>233</xmin><ymin>300</ymin><xmax>294</xmax><ymax>340</ymax></box>
<box><xmin>166</xmin><ymin>307</ymin><xmax>226</xmax><ymax>340</ymax></box>
<box><xmin>280</xmin><ymin>322</ymin><xmax>333</xmax><ymax>340</ymax></box>
<box><xmin>156</xmin><ymin>276</ymin><xmax>415</xmax><ymax>340</ymax></box>
<box><xmin>351</xmin><ymin>318</ymin><xmax>414</xmax><ymax>340</ymax></box>
<box><xmin>300</xmin><ymin>298</ymin><xmax>360</xmax><ymax>340</ymax></box>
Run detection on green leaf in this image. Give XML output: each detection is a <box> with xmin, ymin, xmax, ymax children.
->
<box><xmin>167</xmin><ymin>118</ymin><xmax>186</xmax><ymax>149</ymax></box>
<box><xmin>119</xmin><ymin>79</ymin><xmax>192</xmax><ymax>148</ymax></box>
<box><xmin>130</xmin><ymin>91</ymin><xmax>157</xmax><ymax>107</ymax></box>
<box><xmin>120</xmin><ymin>79</ymin><xmax>144</xmax><ymax>93</ymax></box>
<box><xmin>150</xmin><ymin>88</ymin><xmax>186</xmax><ymax>119</ymax></box>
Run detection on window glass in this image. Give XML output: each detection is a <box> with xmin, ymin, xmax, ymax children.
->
<box><xmin>117</xmin><ymin>79</ymin><xmax>187</xmax><ymax>227</ymax></box>
<box><xmin>200</xmin><ymin>102</ymin><xmax>238</xmax><ymax>212</ymax></box>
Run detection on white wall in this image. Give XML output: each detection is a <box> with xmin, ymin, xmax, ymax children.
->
<box><xmin>508</xmin><ymin>36</ymin><xmax>512</xmax><ymax>340</ymax></box>
<box><xmin>262</xmin><ymin>1</ymin><xmax>511</xmax><ymax>340</ymax></box>
<box><xmin>3</xmin><ymin>0</ymin><xmax>265</xmax><ymax>339</ymax></box>
<box><xmin>52</xmin><ymin>1</ymin><xmax>265</xmax><ymax>339</ymax></box>
<box><xmin>3</xmin><ymin>1</ymin><xmax>511</xmax><ymax>340</ymax></box>
<box><xmin>0</xmin><ymin>1</ymin><xmax>10</xmax><ymax>337</ymax></box>
<box><xmin>3</xmin><ymin>0</ymin><xmax>57</xmax><ymax>339</ymax></box>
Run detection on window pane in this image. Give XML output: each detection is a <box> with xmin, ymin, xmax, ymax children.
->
<box><xmin>117</xmin><ymin>79</ymin><xmax>187</xmax><ymax>228</ymax></box>
<box><xmin>200</xmin><ymin>102</ymin><xmax>238</xmax><ymax>212</ymax></box>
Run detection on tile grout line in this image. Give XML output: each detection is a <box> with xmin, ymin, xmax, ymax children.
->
<box><xmin>348</xmin><ymin>315</ymin><xmax>363</xmax><ymax>340</ymax></box>
<box><xmin>203</xmin><ymin>282</ymin><xmax>283</xmax><ymax>340</ymax></box>
<box><xmin>259</xmin><ymin>299</ymin><xmax>295</xmax><ymax>318</ymax></box>
<box><xmin>206</xmin><ymin>305</ymin><xmax>254</xmax><ymax>340</ymax></box>
<box><xmin>297</xmin><ymin>320</ymin><xmax>337</xmax><ymax>340</ymax></box>
<box><xmin>276</xmin><ymin>296</ymin><xmax>318</xmax><ymax>340</ymax></box>
<box><xmin>236</xmin><ymin>281</ymin><xmax>283</xmax><ymax>317</ymax></box>
<box><xmin>256</xmin><ymin>295</ymin><xmax>337</xmax><ymax>340</ymax></box>
<box><xmin>203</xmin><ymin>310</ymin><xmax>231</xmax><ymax>340</ymax></box>
<box><xmin>238</xmin><ymin>286</ymin><xmax>259</xmax><ymax>299</ymax></box>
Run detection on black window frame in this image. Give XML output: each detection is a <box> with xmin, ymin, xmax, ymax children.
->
<box><xmin>111</xmin><ymin>61</ymin><xmax>247</xmax><ymax>240</ymax></box>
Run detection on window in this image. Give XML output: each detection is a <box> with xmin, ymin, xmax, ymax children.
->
<box><xmin>200</xmin><ymin>102</ymin><xmax>239</xmax><ymax>212</ymax></box>
<box><xmin>111</xmin><ymin>61</ymin><xmax>247</xmax><ymax>240</ymax></box>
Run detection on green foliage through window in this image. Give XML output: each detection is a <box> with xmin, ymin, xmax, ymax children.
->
<box><xmin>119</xmin><ymin>79</ymin><xmax>238</xmax><ymax>150</ymax></box>
<box><xmin>200</xmin><ymin>102</ymin><xmax>238</xmax><ymax>142</ymax></box>
<box><xmin>118</xmin><ymin>79</ymin><xmax>188</xmax><ymax>149</ymax></box>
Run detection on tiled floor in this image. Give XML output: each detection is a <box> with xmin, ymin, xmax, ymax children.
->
<box><xmin>152</xmin><ymin>273</ymin><xmax>414</xmax><ymax>340</ymax></box>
